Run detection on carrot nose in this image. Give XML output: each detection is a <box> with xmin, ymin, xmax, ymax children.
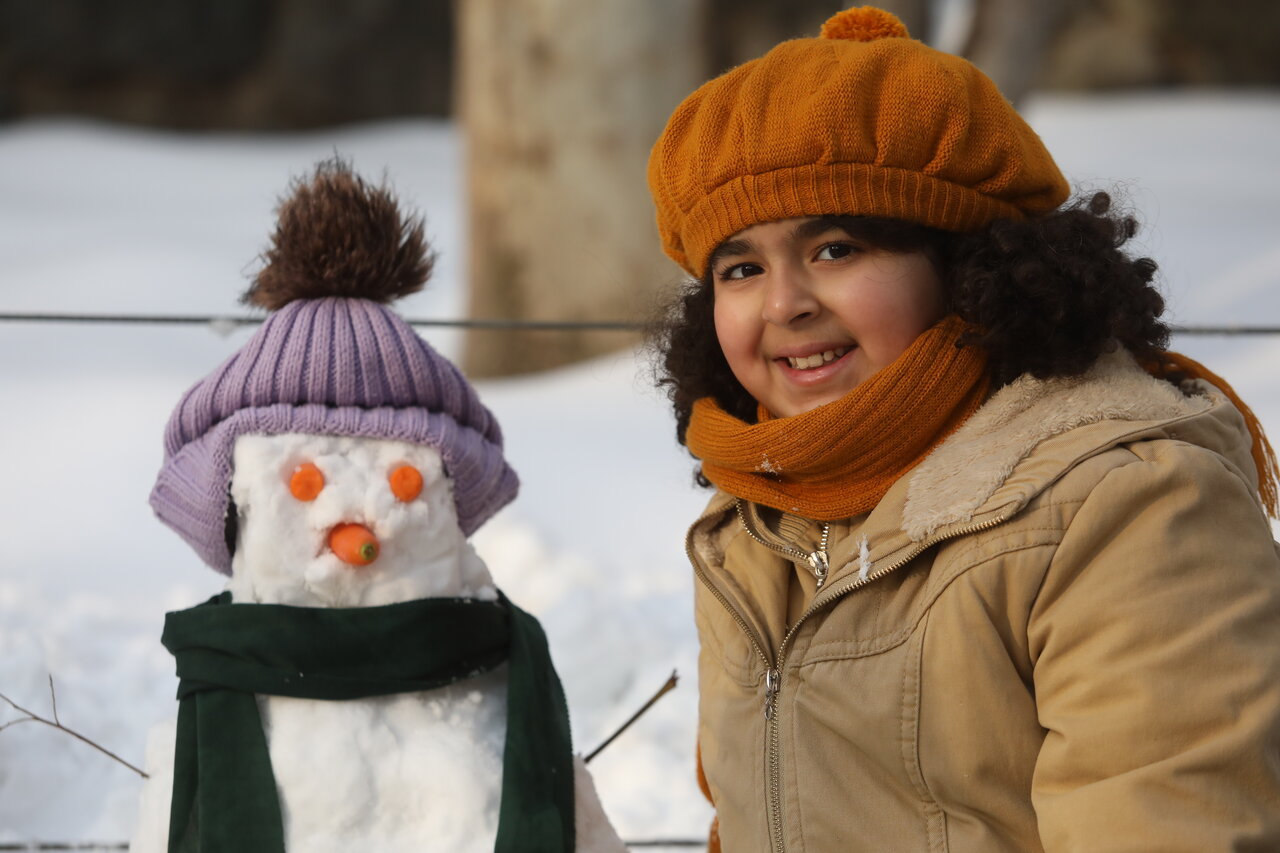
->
<box><xmin>328</xmin><ymin>522</ymin><xmax>380</xmax><ymax>566</ymax></box>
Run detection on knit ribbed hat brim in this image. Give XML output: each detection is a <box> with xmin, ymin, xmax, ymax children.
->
<box><xmin>152</xmin><ymin>404</ymin><xmax>516</xmax><ymax>574</ymax></box>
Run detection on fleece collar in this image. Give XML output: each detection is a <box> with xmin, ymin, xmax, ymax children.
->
<box><xmin>900</xmin><ymin>348</ymin><xmax>1217</xmax><ymax>541</ymax></box>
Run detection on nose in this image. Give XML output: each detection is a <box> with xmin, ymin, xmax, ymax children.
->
<box><xmin>328</xmin><ymin>522</ymin><xmax>380</xmax><ymax>567</ymax></box>
<box><xmin>761</xmin><ymin>265</ymin><xmax>820</xmax><ymax>327</ymax></box>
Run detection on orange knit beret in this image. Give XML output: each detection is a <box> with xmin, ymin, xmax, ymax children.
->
<box><xmin>648</xmin><ymin>6</ymin><xmax>1071</xmax><ymax>277</ymax></box>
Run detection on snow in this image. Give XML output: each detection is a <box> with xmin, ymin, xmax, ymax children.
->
<box><xmin>2</xmin><ymin>92</ymin><xmax>1280</xmax><ymax>848</ymax></box>
<box><xmin>223</xmin><ymin>435</ymin><xmax>499</xmax><ymax>607</ymax></box>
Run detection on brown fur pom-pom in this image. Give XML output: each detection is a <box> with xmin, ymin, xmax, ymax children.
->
<box><xmin>243</xmin><ymin>158</ymin><xmax>435</xmax><ymax>310</ymax></box>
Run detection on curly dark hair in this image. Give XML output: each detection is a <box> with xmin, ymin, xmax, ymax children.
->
<box><xmin>650</xmin><ymin>191</ymin><xmax>1170</xmax><ymax>448</ymax></box>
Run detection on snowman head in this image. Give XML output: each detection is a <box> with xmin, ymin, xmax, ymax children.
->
<box><xmin>151</xmin><ymin>159</ymin><xmax>518</xmax><ymax>576</ymax></box>
<box><xmin>226</xmin><ymin>433</ymin><xmax>496</xmax><ymax>607</ymax></box>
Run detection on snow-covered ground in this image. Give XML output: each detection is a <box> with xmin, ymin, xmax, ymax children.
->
<box><xmin>1</xmin><ymin>92</ymin><xmax>1278</xmax><ymax>847</ymax></box>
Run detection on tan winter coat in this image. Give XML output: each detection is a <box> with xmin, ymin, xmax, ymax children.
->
<box><xmin>688</xmin><ymin>351</ymin><xmax>1280</xmax><ymax>852</ymax></box>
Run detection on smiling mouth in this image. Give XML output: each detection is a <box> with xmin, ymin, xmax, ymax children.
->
<box><xmin>784</xmin><ymin>346</ymin><xmax>851</xmax><ymax>370</ymax></box>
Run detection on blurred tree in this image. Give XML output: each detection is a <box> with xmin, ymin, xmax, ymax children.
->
<box><xmin>874</xmin><ymin>0</ymin><xmax>1078</xmax><ymax>106</ymax></box>
<box><xmin>458</xmin><ymin>0</ymin><xmax>706</xmax><ymax>377</ymax></box>
<box><xmin>1044</xmin><ymin>0</ymin><xmax>1280</xmax><ymax>89</ymax></box>
<box><xmin>2</xmin><ymin>0</ymin><xmax>1275</xmax><ymax>130</ymax></box>
<box><xmin>0</xmin><ymin>0</ymin><xmax>453</xmax><ymax>127</ymax></box>
<box><xmin>704</xmin><ymin>0</ymin><xmax>843</xmax><ymax>74</ymax></box>
<box><xmin>866</xmin><ymin>0</ymin><xmax>931</xmax><ymax>46</ymax></box>
<box><xmin>964</xmin><ymin>0</ymin><xmax>1077</xmax><ymax>106</ymax></box>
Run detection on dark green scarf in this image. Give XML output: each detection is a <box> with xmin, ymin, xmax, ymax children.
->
<box><xmin>161</xmin><ymin>591</ymin><xmax>574</xmax><ymax>853</ymax></box>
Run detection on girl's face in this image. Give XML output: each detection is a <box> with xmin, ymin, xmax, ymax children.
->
<box><xmin>711</xmin><ymin>216</ymin><xmax>946</xmax><ymax>418</ymax></box>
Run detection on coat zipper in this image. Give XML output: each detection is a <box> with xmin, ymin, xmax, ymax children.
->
<box><xmin>735</xmin><ymin>501</ymin><xmax>832</xmax><ymax>589</ymax></box>
<box><xmin>686</xmin><ymin>503</ymin><xmax>775</xmax><ymax>692</ymax></box>
<box><xmin>697</xmin><ymin>503</ymin><xmax>1011</xmax><ymax>853</ymax></box>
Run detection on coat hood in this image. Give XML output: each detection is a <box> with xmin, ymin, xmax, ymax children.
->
<box><xmin>899</xmin><ymin>348</ymin><xmax>1250</xmax><ymax>540</ymax></box>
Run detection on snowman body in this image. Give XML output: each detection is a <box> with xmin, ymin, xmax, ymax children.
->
<box><xmin>133</xmin><ymin>433</ymin><xmax>625</xmax><ymax>852</ymax></box>
<box><xmin>255</xmin><ymin>672</ymin><xmax>509</xmax><ymax>852</ymax></box>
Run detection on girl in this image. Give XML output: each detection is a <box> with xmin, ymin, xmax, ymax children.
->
<box><xmin>647</xmin><ymin>7</ymin><xmax>1280</xmax><ymax>852</ymax></box>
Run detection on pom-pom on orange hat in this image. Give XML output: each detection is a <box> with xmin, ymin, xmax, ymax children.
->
<box><xmin>648</xmin><ymin>5</ymin><xmax>1070</xmax><ymax>278</ymax></box>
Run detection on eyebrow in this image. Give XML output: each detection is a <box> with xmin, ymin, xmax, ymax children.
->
<box><xmin>708</xmin><ymin>218</ymin><xmax>848</xmax><ymax>268</ymax></box>
<box><xmin>709</xmin><ymin>238</ymin><xmax>755</xmax><ymax>267</ymax></box>
<box><xmin>791</xmin><ymin>217</ymin><xmax>846</xmax><ymax>243</ymax></box>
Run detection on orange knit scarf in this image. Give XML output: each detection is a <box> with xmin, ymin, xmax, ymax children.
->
<box><xmin>686</xmin><ymin>316</ymin><xmax>990</xmax><ymax>520</ymax></box>
<box><xmin>687</xmin><ymin>317</ymin><xmax>1280</xmax><ymax>522</ymax></box>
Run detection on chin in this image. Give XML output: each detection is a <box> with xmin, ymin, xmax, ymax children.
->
<box><xmin>780</xmin><ymin>391</ymin><xmax>846</xmax><ymax>418</ymax></box>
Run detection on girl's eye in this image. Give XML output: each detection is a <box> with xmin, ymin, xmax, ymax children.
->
<box><xmin>389</xmin><ymin>464</ymin><xmax>424</xmax><ymax>502</ymax></box>
<box><xmin>719</xmin><ymin>262</ymin><xmax>763</xmax><ymax>281</ymax></box>
<box><xmin>815</xmin><ymin>242</ymin><xmax>855</xmax><ymax>261</ymax></box>
<box><xmin>289</xmin><ymin>463</ymin><xmax>325</xmax><ymax>501</ymax></box>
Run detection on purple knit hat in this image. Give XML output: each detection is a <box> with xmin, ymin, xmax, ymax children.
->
<box><xmin>151</xmin><ymin>162</ymin><xmax>518</xmax><ymax>574</ymax></box>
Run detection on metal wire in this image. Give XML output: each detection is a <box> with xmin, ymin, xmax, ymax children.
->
<box><xmin>0</xmin><ymin>846</ymin><xmax>128</xmax><ymax>851</ymax></box>
<box><xmin>0</xmin><ymin>842</ymin><xmax>704</xmax><ymax>851</ymax></box>
<box><xmin>1</xmin><ymin>312</ymin><xmax>1277</xmax><ymax>336</ymax></box>
<box><xmin>1167</xmin><ymin>325</ymin><xmax>1280</xmax><ymax>336</ymax></box>
<box><xmin>0</xmin><ymin>312</ymin><xmax>644</xmax><ymax>332</ymax></box>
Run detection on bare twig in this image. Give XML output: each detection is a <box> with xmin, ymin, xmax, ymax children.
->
<box><xmin>0</xmin><ymin>678</ymin><xmax>148</xmax><ymax>779</ymax></box>
<box><xmin>0</xmin><ymin>717</ymin><xmax>42</xmax><ymax>734</ymax></box>
<box><xmin>584</xmin><ymin>670</ymin><xmax>679</xmax><ymax>764</ymax></box>
<box><xmin>0</xmin><ymin>844</ymin><xmax>128</xmax><ymax>851</ymax></box>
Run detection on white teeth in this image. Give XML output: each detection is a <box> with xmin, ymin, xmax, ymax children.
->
<box><xmin>786</xmin><ymin>346</ymin><xmax>850</xmax><ymax>370</ymax></box>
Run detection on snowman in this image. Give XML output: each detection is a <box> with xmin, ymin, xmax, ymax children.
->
<box><xmin>132</xmin><ymin>161</ymin><xmax>628</xmax><ymax>853</ymax></box>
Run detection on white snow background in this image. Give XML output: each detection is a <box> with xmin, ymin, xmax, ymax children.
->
<box><xmin>1</xmin><ymin>92</ymin><xmax>1278</xmax><ymax>847</ymax></box>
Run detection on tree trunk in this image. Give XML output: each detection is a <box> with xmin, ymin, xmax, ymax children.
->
<box><xmin>704</xmin><ymin>0</ymin><xmax>846</xmax><ymax>75</ymax></box>
<box><xmin>866</xmin><ymin>0</ymin><xmax>931</xmax><ymax>45</ymax></box>
<box><xmin>964</xmin><ymin>0</ymin><xmax>1077</xmax><ymax>106</ymax></box>
<box><xmin>459</xmin><ymin>0</ymin><xmax>705</xmax><ymax>377</ymax></box>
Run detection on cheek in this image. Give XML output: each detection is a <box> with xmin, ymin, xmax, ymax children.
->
<box><xmin>906</xmin><ymin>260</ymin><xmax>947</xmax><ymax>322</ymax></box>
<box><xmin>853</xmin><ymin>262</ymin><xmax>945</xmax><ymax>348</ymax></box>
<box><xmin>713</xmin><ymin>294</ymin><xmax>760</xmax><ymax>374</ymax></box>
<box><xmin>899</xmin><ymin>274</ymin><xmax>947</xmax><ymax>338</ymax></box>
<box><xmin>884</xmin><ymin>289</ymin><xmax>944</xmax><ymax>342</ymax></box>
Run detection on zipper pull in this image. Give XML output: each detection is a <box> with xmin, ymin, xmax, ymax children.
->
<box><xmin>808</xmin><ymin>521</ymin><xmax>832</xmax><ymax>589</ymax></box>
<box><xmin>764</xmin><ymin>668</ymin><xmax>780</xmax><ymax>721</ymax></box>
<box><xmin>807</xmin><ymin>550</ymin><xmax>829</xmax><ymax>589</ymax></box>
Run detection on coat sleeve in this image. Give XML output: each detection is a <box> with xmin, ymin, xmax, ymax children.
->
<box><xmin>1027</xmin><ymin>440</ymin><xmax>1280</xmax><ymax>852</ymax></box>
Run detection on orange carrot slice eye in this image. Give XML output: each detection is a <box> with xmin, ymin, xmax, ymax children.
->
<box><xmin>289</xmin><ymin>462</ymin><xmax>325</xmax><ymax>501</ymax></box>
<box><xmin>389</xmin><ymin>464</ymin><xmax>423</xmax><ymax>502</ymax></box>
